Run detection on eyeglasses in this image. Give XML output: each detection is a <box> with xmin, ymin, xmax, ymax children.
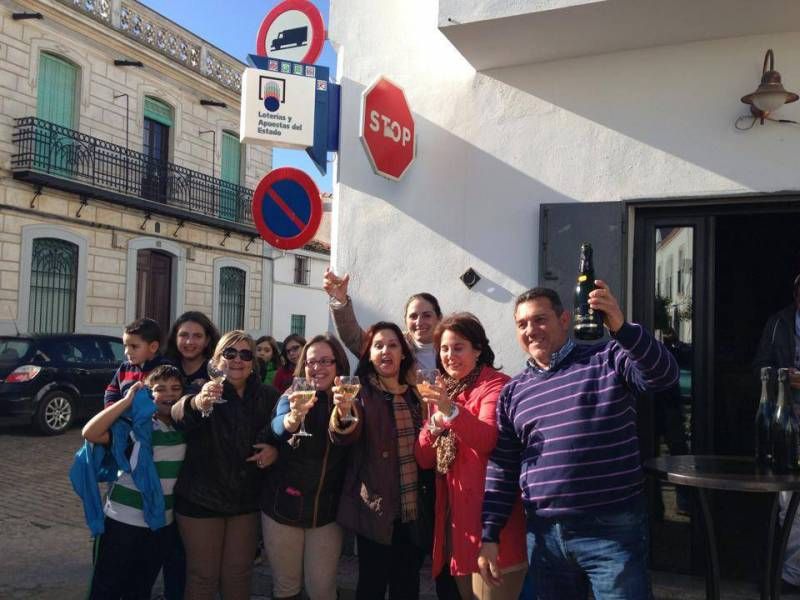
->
<box><xmin>306</xmin><ymin>358</ymin><xmax>336</xmax><ymax>368</ymax></box>
<box><xmin>286</xmin><ymin>345</ymin><xmax>302</xmax><ymax>353</ymax></box>
<box><xmin>221</xmin><ymin>348</ymin><xmax>254</xmax><ymax>361</ymax></box>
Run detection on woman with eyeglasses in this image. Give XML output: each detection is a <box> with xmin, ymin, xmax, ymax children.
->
<box><xmin>260</xmin><ymin>333</ymin><xmax>351</xmax><ymax>600</ymax></box>
<box><xmin>171</xmin><ymin>331</ymin><xmax>280</xmax><ymax>599</ymax></box>
<box><xmin>273</xmin><ymin>334</ymin><xmax>307</xmax><ymax>394</ymax></box>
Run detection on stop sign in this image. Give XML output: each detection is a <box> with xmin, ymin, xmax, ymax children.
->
<box><xmin>360</xmin><ymin>76</ymin><xmax>416</xmax><ymax>181</ymax></box>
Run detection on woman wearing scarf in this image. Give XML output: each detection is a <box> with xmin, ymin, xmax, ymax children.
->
<box><xmin>330</xmin><ymin>321</ymin><xmax>434</xmax><ymax>600</ymax></box>
<box><xmin>416</xmin><ymin>313</ymin><xmax>527</xmax><ymax>600</ymax></box>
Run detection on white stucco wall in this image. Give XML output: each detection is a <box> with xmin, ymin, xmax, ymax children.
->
<box><xmin>270</xmin><ymin>250</ymin><xmax>330</xmax><ymax>341</ymax></box>
<box><xmin>329</xmin><ymin>0</ymin><xmax>800</xmax><ymax>369</ymax></box>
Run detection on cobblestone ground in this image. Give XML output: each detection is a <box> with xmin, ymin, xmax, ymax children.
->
<box><xmin>0</xmin><ymin>423</ymin><xmax>437</xmax><ymax>599</ymax></box>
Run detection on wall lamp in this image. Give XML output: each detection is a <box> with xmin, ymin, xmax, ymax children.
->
<box><xmin>741</xmin><ymin>49</ymin><xmax>798</xmax><ymax>124</ymax></box>
<box><xmin>200</xmin><ymin>99</ymin><xmax>228</xmax><ymax>108</ymax></box>
<box><xmin>114</xmin><ymin>59</ymin><xmax>144</xmax><ymax>68</ymax></box>
<box><xmin>12</xmin><ymin>12</ymin><xmax>43</xmax><ymax>19</ymax></box>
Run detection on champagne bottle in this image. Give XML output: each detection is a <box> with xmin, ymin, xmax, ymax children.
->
<box><xmin>754</xmin><ymin>367</ymin><xmax>774</xmax><ymax>466</ymax></box>
<box><xmin>771</xmin><ymin>368</ymin><xmax>800</xmax><ymax>472</ymax></box>
<box><xmin>573</xmin><ymin>243</ymin><xmax>604</xmax><ymax>341</ymax></box>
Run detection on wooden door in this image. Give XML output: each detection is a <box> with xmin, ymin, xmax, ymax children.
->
<box><xmin>136</xmin><ymin>250</ymin><xmax>172</xmax><ymax>331</ymax></box>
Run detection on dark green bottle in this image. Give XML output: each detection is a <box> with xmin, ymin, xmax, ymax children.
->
<box><xmin>771</xmin><ymin>368</ymin><xmax>800</xmax><ymax>472</ymax></box>
<box><xmin>754</xmin><ymin>367</ymin><xmax>774</xmax><ymax>466</ymax></box>
<box><xmin>573</xmin><ymin>243</ymin><xmax>604</xmax><ymax>341</ymax></box>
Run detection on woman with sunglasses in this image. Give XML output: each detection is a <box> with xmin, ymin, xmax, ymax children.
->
<box><xmin>171</xmin><ymin>331</ymin><xmax>280</xmax><ymax>599</ymax></box>
<box><xmin>331</xmin><ymin>321</ymin><xmax>434</xmax><ymax>600</ymax></box>
<box><xmin>260</xmin><ymin>334</ymin><xmax>351</xmax><ymax>600</ymax></box>
<box><xmin>273</xmin><ymin>334</ymin><xmax>307</xmax><ymax>393</ymax></box>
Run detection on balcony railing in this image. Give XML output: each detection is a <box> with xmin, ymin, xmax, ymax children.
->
<box><xmin>11</xmin><ymin>117</ymin><xmax>255</xmax><ymax>233</ymax></box>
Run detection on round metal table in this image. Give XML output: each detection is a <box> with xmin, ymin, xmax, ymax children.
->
<box><xmin>645</xmin><ymin>455</ymin><xmax>800</xmax><ymax>600</ymax></box>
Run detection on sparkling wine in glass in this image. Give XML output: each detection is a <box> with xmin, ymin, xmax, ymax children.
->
<box><xmin>417</xmin><ymin>369</ymin><xmax>439</xmax><ymax>431</ymax></box>
<box><xmin>291</xmin><ymin>377</ymin><xmax>315</xmax><ymax>437</ymax></box>
<box><xmin>206</xmin><ymin>359</ymin><xmax>228</xmax><ymax>404</ymax></box>
<box><xmin>335</xmin><ymin>376</ymin><xmax>360</xmax><ymax>424</ymax></box>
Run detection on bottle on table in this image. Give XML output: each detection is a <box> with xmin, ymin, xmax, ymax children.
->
<box><xmin>755</xmin><ymin>367</ymin><xmax>774</xmax><ymax>466</ymax></box>
<box><xmin>771</xmin><ymin>368</ymin><xmax>800</xmax><ymax>472</ymax></box>
<box><xmin>573</xmin><ymin>242</ymin><xmax>604</xmax><ymax>341</ymax></box>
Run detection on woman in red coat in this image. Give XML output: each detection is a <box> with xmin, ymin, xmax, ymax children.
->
<box><xmin>416</xmin><ymin>312</ymin><xmax>526</xmax><ymax>600</ymax></box>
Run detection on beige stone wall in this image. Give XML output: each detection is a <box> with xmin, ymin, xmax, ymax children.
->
<box><xmin>0</xmin><ymin>1</ymin><xmax>271</xmax><ymax>186</ymax></box>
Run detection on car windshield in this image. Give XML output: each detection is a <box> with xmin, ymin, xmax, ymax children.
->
<box><xmin>0</xmin><ymin>339</ymin><xmax>33</xmax><ymax>364</ymax></box>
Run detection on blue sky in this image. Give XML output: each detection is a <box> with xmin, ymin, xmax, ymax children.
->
<box><xmin>141</xmin><ymin>0</ymin><xmax>335</xmax><ymax>192</ymax></box>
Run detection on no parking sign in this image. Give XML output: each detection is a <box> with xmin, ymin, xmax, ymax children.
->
<box><xmin>252</xmin><ymin>167</ymin><xmax>322</xmax><ymax>250</ymax></box>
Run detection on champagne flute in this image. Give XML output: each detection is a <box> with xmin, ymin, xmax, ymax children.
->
<box><xmin>291</xmin><ymin>377</ymin><xmax>315</xmax><ymax>438</ymax></box>
<box><xmin>206</xmin><ymin>359</ymin><xmax>228</xmax><ymax>404</ymax></box>
<box><xmin>417</xmin><ymin>369</ymin><xmax>439</xmax><ymax>431</ymax></box>
<box><xmin>334</xmin><ymin>375</ymin><xmax>360</xmax><ymax>424</ymax></box>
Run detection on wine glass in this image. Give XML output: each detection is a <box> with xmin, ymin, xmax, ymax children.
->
<box><xmin>206</xmin><ymin>359</ymin><xmax>228</xmax><ymax>405</ymax></box>
<box><xmin>417</xmin><ymin>369</ymin><xmax>439</xmax><ymax>431</ymax></box>
<box><xmin>291</xmin><ymin>377</ymin><xmax>315</xmax><ymax>437</ymax></box>
<box><xmin>334</xmin><ymin>375</ymin><xmax>360</xmax><ymax>424</ymax></box>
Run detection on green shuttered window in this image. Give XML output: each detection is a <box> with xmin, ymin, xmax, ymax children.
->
<box><xmin>37</xmin><ymin>53</ymin><xmax>77</xmax><ymax>128</ymax></box>
<box><xmin>29</xmin><ymin>238</ymin><xmax>78</xmax><ymax>334</ymax></box>
<box><xmin>219</xmin><ymin>131</ymin><xmax>241</xmax><ymax>221</ymax></box>
<box><xmin>144</xmin><ymin>96</ymin><xmax>173</xmax><ymax>127</ymax></box>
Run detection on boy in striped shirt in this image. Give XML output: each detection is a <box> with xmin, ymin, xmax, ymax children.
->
<box><xmin>83</xmin><ymin>365</ymin><xmax>186</xmax><ymax>599</ymax></box>
<box><xmin>478</xmin><ymin>283</ymin><xmax>678</xmax><ymax>599</ymax></box>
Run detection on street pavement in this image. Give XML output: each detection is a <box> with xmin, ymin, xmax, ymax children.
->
<box><xmin>0</xmin><ymin>423</ymin><xmax>437</xmax><ymax>599</ymax></box>
<box><xmin>0</xmin><ymin>422</ymin><xmax>770</xmax><ymax>600</ymax></box>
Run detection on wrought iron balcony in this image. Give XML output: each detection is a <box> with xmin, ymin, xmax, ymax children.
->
<box><xmin>11</xmin><ymin>117</ymin><xmax>256</xmax><ymax>235</ymax></box>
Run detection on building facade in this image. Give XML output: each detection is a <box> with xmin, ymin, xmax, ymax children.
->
<box><xmin>329</xmin><ymin>0</ymin><xmax>800</xmax><ymax>580</ymax></box>
<box><xmin>0</xmin><ymin>0</ymin><xmax>329</xmax><ymax>340</ymax></box>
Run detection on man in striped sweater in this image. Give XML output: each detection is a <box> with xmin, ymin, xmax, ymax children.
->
<box><xmin>478</xmin><ymin>282</ymin><xmax>678</xmax><ymax>599</ymax></box>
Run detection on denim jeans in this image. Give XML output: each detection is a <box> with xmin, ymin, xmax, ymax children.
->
<box><xmin>527</xmin><ymin>495</ymin><xmax>652</xmax><ymax>600</ymax></box>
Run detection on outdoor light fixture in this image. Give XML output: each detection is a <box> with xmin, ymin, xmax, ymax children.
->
<box><xmin>741</xmin><ymin>49</ymin><xmax>798</xmax><ymax>124</ymax></box>
<box><xmin>12</xmin><ymin>12</ymin><xmax>43</xmax><ymax>20</ymax></box>
<box><xmin>200</xmin><ymin>99</ymin><xmax>228</xmax><ymax>108</ymax></box>
<box><xmin>460</xmin><ymin>268</ymin><xmax>481</xmax><ymax>290</ymax></box>
<box><xmin>114</xmin><ymin>59</ymin><xmax>144</xmax><ymax>68</ymax></box>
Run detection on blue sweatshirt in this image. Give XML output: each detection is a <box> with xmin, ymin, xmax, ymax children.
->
<box><xmin>481</xmin><ymin>322</ymin><xmax>678</xmax><ymax>542</ymax></box>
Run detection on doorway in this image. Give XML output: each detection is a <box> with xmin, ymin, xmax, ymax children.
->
<box><xmin>135</xmin><ymin>249</ymin><xmax>172</xmax><ymax>331</ymax></box>
<box><xmin>633</xmin><ymin>200</ymin><xmax>800</xmax><ymax>581</ymax></box>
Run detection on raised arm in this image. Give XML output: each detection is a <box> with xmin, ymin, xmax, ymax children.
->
<box><xmin>324</xmin><ymin>268</ymin><xmax>368</xmax><ymax>357</ymax></box>
<box><xmin>83</xmin><ymin>382</ymin><xmax>142</xmax><ymax>444</ymax></box>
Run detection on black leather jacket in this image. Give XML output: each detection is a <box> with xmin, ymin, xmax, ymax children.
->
<box><xmin>260</xmin><ymin>391</ymin><xmax>350</xmax><ymax>528</ymax></box>
<box><xmin>173</xmin><ymin>374</ymin><xmax>279</xmax><ymax>515</ymax></box>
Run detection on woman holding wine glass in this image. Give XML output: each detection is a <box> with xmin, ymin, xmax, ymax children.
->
<box><xmin>171</xmin><ymin>331</ymin><xmax>280</xmax><ymax>599</ymax></box>
<box><xmin>260</xmin><ymin>333</ymin><xmax>352</xmax><ymax>600</ymax></box>
<box><xmin>330</xmin><ymin>321</ymin><xmax>434</xmax><ymax>600</ymax></box>
<box><xmin>273</xmin><ymin>333</ymin><xmax>307</xmax><ymax>393</ymax></box>
<box><xmin>416</xmin><ymin>313</ymin><xmax>527</xmax><ymax>600</ymax></box>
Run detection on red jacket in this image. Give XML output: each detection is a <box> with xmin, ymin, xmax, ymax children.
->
<box><xmin>416</xmin><ymin>366</ymin><xmax>526</xmax><ymax>577</ymax></box>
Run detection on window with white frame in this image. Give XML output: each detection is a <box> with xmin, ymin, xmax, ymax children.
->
<box><xmin>218</xmin><ymin>266</ymin><xmax>246</xmax><ymax>332</ymax></box>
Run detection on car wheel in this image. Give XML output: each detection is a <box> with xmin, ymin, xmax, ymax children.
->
<box><xmin>34</xmin><ymin>391</ymin><xmax>76</xmax><ymax>435</ymax></box>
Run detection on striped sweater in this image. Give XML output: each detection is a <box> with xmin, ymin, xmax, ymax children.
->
<box><xmin>104</xmin><ymin>356</ymin><xmax>173</xmax><ymax>407</ymax></box>
<box><xmin>104</xmin><ymin>418</ymin><xmax>186</xmax><ymax>527</ymax></box>
<box><xmin>481</xmin><ymin>322</ymin><xmax>678</xmax><ymax>542</ymax></box>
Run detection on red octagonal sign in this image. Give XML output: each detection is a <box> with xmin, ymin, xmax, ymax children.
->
<box><xmin>360</xmin><ymin>76</ymin><xmax>416</xmax><ymax>181</ymax></box>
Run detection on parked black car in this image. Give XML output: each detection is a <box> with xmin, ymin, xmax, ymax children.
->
<box><xmin>0</xmin><ymin>334</ymin><xmax>124</xmax><ymax>435</ymax></box>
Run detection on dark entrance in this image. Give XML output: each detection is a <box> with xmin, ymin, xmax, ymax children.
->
<box><xmin>632</xmin><ymin>201</ymin><xmax>800</xmax><ymax>581</ymax></box>
<box><xmin>136</xmin><ymin>249</ymin><xmax>172</xmax><ymax>331</ymax></box>
<box><xmin>142</xmin><ymin>116</ymin><xmax>169</xmax><ymax>202</ymax></box>
<box><xmin>539</xmin><ymin>198</ymin><xmax>800</xmax><ymax>582</ymax></box>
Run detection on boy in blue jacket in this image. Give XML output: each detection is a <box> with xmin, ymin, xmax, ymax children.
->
<box><xmin>83</xmin><ymin>365</ymin><xmax>186</xmax><ymax>599</ymax></box>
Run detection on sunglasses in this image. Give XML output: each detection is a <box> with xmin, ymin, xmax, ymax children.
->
<box><xmin>221</xmin><ymin>348</ymin><xmax>254</xmax><ymax>361</ymax></box>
